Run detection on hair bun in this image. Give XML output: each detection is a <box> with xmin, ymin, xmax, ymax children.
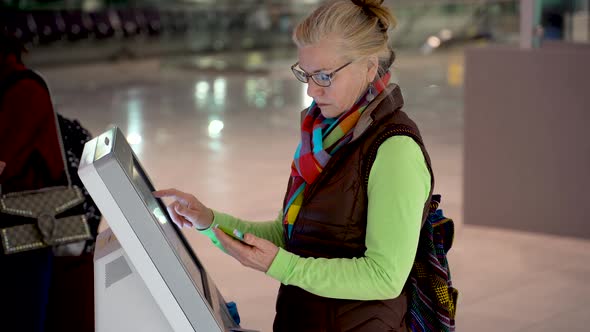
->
<box><xmin>351</xmin><ymin>0</ymin><xmax>396</xmax><ymax>31</ymax></box>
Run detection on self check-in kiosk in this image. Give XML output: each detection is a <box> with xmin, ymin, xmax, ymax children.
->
<box><xmin>78</xmin><ymin>127</ymin><xmax>254</xmax><ymax>332</ymax></box>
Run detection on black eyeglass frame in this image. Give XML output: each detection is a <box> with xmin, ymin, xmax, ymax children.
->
<box><xmin>290</xmin><ymin>61</ymin><xmax>353</xmax><ymax>87</ymax></box>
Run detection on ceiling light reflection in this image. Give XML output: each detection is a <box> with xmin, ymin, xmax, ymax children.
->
<box><xmin>213</xmin><ymin>78</ymin><xmax>226</xmax><ymax>107</ymax></box>
<box><xmin>195</xmin><ymin>81</ymin><xmax>210</xmax><ymax>109</ymax></box>
<box><xmin>208</xmin><ymin>120</ymin><xmax>224</xmax><ymax>138</ymax></box>
<box><xmin>152</xmin><ymin>207</ymin><xmax>167</xmax><ymax>225</ymax></box>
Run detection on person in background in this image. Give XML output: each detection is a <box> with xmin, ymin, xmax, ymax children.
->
<box><xmin>0</xmin><ymin>31</ymin><xmax>66</xmax><ymax>332</ymax></box>
<box><xmin>0</xmin><ymin>32</ymin><xmax>99</xmax><ymax>332</ymax></box>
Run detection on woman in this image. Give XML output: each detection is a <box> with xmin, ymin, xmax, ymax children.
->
<box><xmin>155</xmin><ymin>1</ymin><xmax>434</xmax><ymax>331</ymax></box>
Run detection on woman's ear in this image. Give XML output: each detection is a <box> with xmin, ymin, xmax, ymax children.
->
<box><xmin>366</xmin><ymin>55</ymin><xmax>379</xmax><ymax>83</ymax></box>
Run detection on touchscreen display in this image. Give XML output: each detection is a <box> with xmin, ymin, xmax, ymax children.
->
<box><xmin>130</xmin><ymin>158</ymin><xmax>207</xmax><ymax>299</ymax></box>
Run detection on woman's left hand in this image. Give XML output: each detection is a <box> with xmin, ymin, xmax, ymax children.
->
<box><xmin>213</xmin><ymin>227</ymin><xmax>279</xmax><ymax>273</ymax></box>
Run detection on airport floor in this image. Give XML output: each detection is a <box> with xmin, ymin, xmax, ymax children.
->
<box><xmin>40</xmin><ymin>48</ymin><xmax>590</xmax><ymax>332</ymax></box>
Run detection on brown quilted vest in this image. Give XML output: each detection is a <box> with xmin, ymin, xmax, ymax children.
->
<box><xmin>273</xmin><ymin>84</ymin><xmax>435</xmax><ymax>332</ymax></box>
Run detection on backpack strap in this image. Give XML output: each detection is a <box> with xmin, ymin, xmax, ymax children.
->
<box><xmin>363</xmin><ymin>123</ymin><xmax>434</xmax><ymax>229</ymax></box>
<box><xmin>363</xmin><ymin>123</ymin><xmax>426</xmax><ymax>185</ymax></box>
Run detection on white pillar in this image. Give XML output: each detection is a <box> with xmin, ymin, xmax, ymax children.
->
<box><xmin>520</xmin><ymin>0</ymin><xmax>536</xmax><ymax>49</ymax></box>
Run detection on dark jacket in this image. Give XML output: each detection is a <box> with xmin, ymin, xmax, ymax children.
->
<box><xmin>274</xmin><ymin>84</ymin><xmax>434</xmax><ymax>332</ymax></box>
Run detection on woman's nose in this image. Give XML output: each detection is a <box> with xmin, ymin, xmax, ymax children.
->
<box><xmin>306</xmin><ymin>80</ymin><xmax>324</xmax><ymax>99</ymax></box>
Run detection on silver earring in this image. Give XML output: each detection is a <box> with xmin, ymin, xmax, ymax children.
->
<box><xmin>366</xmin><ymin>83</ymin><xmax>376</xmax><ymax>102</ymax></box>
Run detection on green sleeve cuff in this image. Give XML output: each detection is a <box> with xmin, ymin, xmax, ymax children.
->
<box><xmin>197</xmin><ymin>210</ymin><xmax>228</xmax><ymax>250</ymax></box>
<box><xmin>199</xmin><ymin>226</ymin><xmax>221</xmax><ymax>247</ymax></box>
<box><xmin>266</xmin><ymin>248</ymin><xmax>296</xmax><ymax>283</ymax></box>
<box><xmin>197</xmin><ymin>210</ymin><xmax>234</xmax><ymax>230</ymax></box>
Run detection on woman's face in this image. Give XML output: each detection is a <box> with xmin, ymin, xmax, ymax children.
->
<box><xmin>297</xmin><ymin>38</ymin><xmax>377</xmax><ymax>118</ymax></box>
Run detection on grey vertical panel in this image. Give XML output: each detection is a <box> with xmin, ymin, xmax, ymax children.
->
<box><xmin>464</xmin><ymin>45</ymin><xmax>590</xmax><ymax>239</ymax></box>
<box><xmin>105</xmin><ymin>255</ymin><xmax>133</xmax><ymax>288</ymax></box>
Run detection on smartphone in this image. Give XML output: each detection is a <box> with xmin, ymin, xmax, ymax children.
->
<box><xmin>215</xmin><ymin>224</ymin><xmax>247</xmax><ymax>243</ymax></box>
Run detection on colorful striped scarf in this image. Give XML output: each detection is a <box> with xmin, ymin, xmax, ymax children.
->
<box><xmin>283</xmin><ymin>72</ymin><xmax>391</xmax><ymax>238</ymax></box>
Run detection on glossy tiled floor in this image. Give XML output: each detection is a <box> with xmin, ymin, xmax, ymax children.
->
<box><xmin>39</xmin><ymin>48</ymin><xmax>589</xmax><ymax>332</ymax></box>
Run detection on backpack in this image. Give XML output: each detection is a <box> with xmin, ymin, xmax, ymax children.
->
<box><xmin>407</xmin><ymin>194</ymin><xmax>458</xmax><ymax>332</ymax></box>
<box><xmin>365</xmin><ymin>126</ymin><xmax>458</xmax><ymax>332</ymax></box>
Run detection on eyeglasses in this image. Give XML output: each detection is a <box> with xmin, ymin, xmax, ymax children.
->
<box><xmin>291</xmin><ymin>61</ymin><xmax>353</xmax><ymax>87</ymax></box>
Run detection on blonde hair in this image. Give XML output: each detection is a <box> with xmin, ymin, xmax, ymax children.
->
<box><xmin>293</xmin><ymin>0</ymin><xmax>397</xmax><ymax>73</ymax></box>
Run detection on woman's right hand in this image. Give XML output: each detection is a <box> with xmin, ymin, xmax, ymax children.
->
<box><xmin>0</xmin><ymin>161</ymin><xmax>5</xmax><ymax>175</ymax></box>
<box><xmin>153</xmin><ymin>188</ymin><xmax>214</xmax><ymax>230</ymax></box>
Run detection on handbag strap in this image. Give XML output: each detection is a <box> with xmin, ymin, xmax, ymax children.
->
<box><xmin>0</xmin><ymin>69</ymin><xmax>73</xmax><ymax>186</ymax></box>
<box><xmin>52</xmin><ymin>104</ymin><xmax>73</xmax><ymax>186</ymax></box>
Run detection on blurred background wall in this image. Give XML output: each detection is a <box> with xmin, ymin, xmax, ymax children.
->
<box><xmin>1</xmin><ymin>0</ymin><xmax>587</xmax><ymax>70</ymax></box>
<box><xmin>0</xmin><ymin>0</ymin><xmax>532</xmax><ymax>66</ymax></box>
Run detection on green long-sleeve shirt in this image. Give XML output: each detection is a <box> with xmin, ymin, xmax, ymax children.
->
<box><xmin>200</xmin><ymin>135</ymin><xmax>431</xmax><ymax>301</ymax></box>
